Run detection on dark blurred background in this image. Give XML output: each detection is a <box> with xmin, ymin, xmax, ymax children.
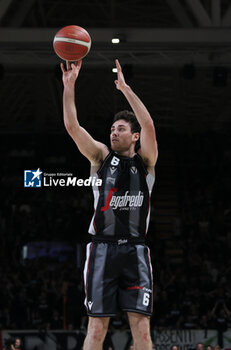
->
<box><xmin>1</xmin><ymin>0</ymin><xmax>231</xmax><ymax>337</ymax></box>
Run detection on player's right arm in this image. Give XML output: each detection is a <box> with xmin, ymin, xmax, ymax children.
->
<box><xmin>61</xmin><ymin>60</ymin><xmax>109</xmax><ymax>165</ymax></box>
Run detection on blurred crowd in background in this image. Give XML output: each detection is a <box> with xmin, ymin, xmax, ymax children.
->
<box><xmin>0</xmin><ymin>132</ymin><xmax>231</xmax><ymax>335</ymax></box>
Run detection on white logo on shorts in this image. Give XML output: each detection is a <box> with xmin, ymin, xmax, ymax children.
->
<box><xmin>88</xmin><ymin>301</ymin><xmax>93</xmax><ymax>310</ymax></box>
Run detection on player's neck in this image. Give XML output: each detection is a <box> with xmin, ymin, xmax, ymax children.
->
<box><xmin>115</xmin><ymin>148</ymin><xmax>136</xmax><ymax>158</ymax></box>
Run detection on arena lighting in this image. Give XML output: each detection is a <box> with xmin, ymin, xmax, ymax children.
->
<box><xmin>112</xmin><ymin>38</ymin><xmax>120</xmax><ymax>44</ymax></box>
<box><xmin>111</xmin><ymin>34</ymin><xmax>126</xmax><ymax>44</ymax></box>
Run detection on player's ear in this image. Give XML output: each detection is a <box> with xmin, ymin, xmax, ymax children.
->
<box><xmin>133</xmin><ymin>132</ymin><xmax>140</xmax><ymax>141</ymax></box>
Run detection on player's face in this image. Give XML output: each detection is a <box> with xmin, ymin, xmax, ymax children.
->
<box><xmin>110</xmin><ymin>119</ymin><xmax>138</xmax><ymax>152</ymax></box>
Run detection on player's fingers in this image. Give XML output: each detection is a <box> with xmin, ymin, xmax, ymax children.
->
<box><xmin>66</xmin><ymin>60</ymin><xmax>71</xmax><ymax>70</ymax></box>
<box><xmin>60</xmin><ymin>63</ymin><xmax>65</xmax><ymax>73</ymax></box>
<box><xmin>116</xmin><ymin>59</ymin><xmax>122</xmax><ymax>71</ymax></box>
<box><xmin>71</xmin><ymin>60</ymin><xmax>82</xmax><ymax>71</ymax></box>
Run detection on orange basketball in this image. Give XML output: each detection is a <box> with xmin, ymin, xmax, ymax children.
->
<box><xmin>53</xmin><ymin>25</ymin><xmax>91</xmax><ymax>61</ymax></box>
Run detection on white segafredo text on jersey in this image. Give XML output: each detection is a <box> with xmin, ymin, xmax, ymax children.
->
<box><xmin>88</xmin><ymin>301</ymin><xmax>93</xmax><ymax>310</ymax></box>
<box><xmin>110</xmin><ymin>190</ymin><xmax>144</xmax><ymax>210</ymax></box>
<box><xmin>111</xmin><ymin>156</ymin><xmax>120</xmax><ymax>166</ymax></box>
<box><xmin>101</xmin><ymin>189</ymin><xmax>144</xmax><ymax>211</ymax></box>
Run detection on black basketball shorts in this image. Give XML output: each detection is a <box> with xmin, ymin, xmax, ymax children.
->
<box><xmin>83</xmin><ymin>242</ymin><xmax>153</xmax><ymax>317</ymax></box>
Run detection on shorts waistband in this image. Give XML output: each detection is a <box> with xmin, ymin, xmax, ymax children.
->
<box><xmin>92</xmin><ymin>236</ymin><xmax>145</xmax><ymax>245</ymax></box>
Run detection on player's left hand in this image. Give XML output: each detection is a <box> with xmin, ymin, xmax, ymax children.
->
<box><xmin>114</xmin><ymin>59</ymin><xmax>129</xmax><ymax>91</ymax></box>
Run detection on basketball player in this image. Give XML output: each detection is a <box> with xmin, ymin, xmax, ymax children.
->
<box><xmin>61</xmin><ymin>59</ymin><xmax>158</xmax><ymax>350</ymax></box>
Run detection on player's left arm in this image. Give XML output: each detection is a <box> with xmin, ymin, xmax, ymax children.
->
<box><xmin>114</xmin><ymin>59</ymin><xmax>158</xmax><ymax>167</ymax></box>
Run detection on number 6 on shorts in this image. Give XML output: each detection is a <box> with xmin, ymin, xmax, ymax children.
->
<box><xmin>142</xmin><ymin>292</ymin><xmax>150</xmax><ymax>306</ymax></box>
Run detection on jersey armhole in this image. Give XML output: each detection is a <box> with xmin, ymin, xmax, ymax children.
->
<box><xmin>136</xmin><ymin>153</ymin><xmax>155</xmax><ymax>178</ymax></box>
<box><xmin>96</xmin><ymin>150</ymin><xmax>114</xmax><ymax>175</ymax></box>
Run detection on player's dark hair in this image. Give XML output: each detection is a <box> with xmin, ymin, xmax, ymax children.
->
<box><xmin>113</xmin><ymin>110</ymin><xmax>141</xmax><ymax>134</ymax></box>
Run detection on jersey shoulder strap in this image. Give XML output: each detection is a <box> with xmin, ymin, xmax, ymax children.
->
<box><xmin>97</xmin><ymin>150</ymin><xmax>114</xmax><ymax>175</ymax></box>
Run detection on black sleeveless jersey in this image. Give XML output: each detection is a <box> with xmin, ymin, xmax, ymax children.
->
<box><xmin>89</xmin><ymin>151</ymin><xmax>155</xmax><ymax>238</ymax></box>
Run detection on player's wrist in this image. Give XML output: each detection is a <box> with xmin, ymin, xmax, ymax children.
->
<box><xmin>120</xmin><ymin>85</ymin><xmax>132</xmax><ymax>96</ymax></box>
<box><xmin>120</xmin><ymin>84</ymin><xmax>130</xmax><ymax>93</ymax></box>
<box><xmin>64</xmin><ymin>81</ymin><xmax>76</xmax><ymax>90</ymax></box>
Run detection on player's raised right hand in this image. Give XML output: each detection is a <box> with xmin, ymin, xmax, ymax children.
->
<box><xmin>60</xmin><ymin>60</ymin><xmax>82</xmax><ymax>87</ymax></box>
